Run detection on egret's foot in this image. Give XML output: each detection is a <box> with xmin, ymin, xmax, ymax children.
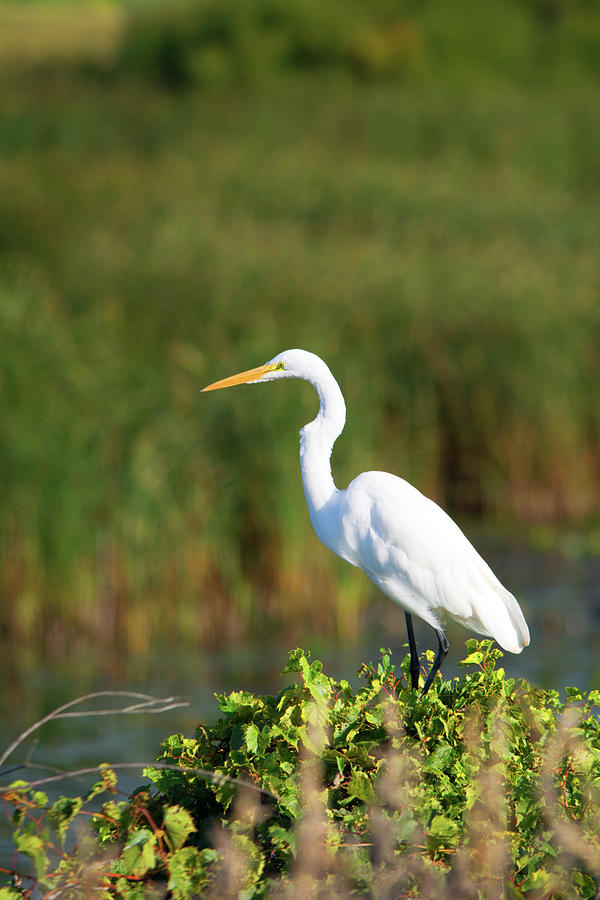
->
<box><xmin>422</xmin><ymin>629</ymin><xmax>449</xmax><ymax>695</ymax></box>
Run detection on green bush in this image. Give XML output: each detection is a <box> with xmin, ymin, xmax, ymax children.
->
<box><xmin>3</xmin><ymin>641</ymin><xmax>600</xmax><ymax>897</ymax></box>
<box><xmin>115</xmin><ymin>0</ymin><xmax>600</xmax><ymax>88</ymax></box>
<box><xmin>116</xmin><ymin>0</ymin><xmax>423</xmax><ymax>87</ymax></box>
<box><xmin>3</xmin><ymin>0</ymin><xmax>600</xmax><ymax>86</ymax></box>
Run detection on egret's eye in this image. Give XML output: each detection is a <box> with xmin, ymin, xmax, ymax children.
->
<box><xmin>275</xmin><ymin>361</ymin><xmax>286</xmax><ymax>370</ymax></box>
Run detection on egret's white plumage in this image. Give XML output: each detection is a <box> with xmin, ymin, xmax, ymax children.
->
<box><xmin>202</xmin><ymin>348</ymin><xmax>529</xmax><ymax>691</ymax></box>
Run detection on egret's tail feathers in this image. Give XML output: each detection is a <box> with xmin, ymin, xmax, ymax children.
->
<box><xmin>461</xmin><ymin>563</ymin><xmax>530</xmax><ymax>655</ymax></box>
<box><xmin>501</xmin><ymin>588</ymin><xmax>530</xmax><ymax>651</ymax></box>
<box><xmin>478</xmin><ymin>585</ymin><xmax>530</xmax><ymax>654</ymax></box>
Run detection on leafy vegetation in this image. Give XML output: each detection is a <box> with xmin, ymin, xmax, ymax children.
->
<box><xmin>3</xmin><ymin>642</ymin><xmax>600</xmax><ymax>897</ymax></box>
<box><xmin>116</xmin><ymin>0</ymin><xmax>600</xmax><ymax>88</ymax></box>
<box><xmin>4</xmin><ymin>0</ymin><xmax>600</xmax><ymax>86</ymax></box>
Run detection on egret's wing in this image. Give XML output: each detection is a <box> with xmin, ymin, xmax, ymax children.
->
<box><xmin>338</xmin><ymin>472</ymin><xmax>529</xmax><ymax>652</ymax></box>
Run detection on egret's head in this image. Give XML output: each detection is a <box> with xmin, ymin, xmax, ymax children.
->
<box><xmin>201</xmin><ymin>349</ymin><xmax>325</xmax><ymax>392</ymax></box>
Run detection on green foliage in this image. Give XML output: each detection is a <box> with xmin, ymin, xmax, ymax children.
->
<box><xmin>116</xmin><ymin>0</ymin><xmax>427</xmax><ymax>87</ymax></box>
<box><xmin>3</xmin><ymin>641</ymin><xmax>600</xmax><ymax>896</ymax></box>
<box><xmin>116</xmin><ymin>0</ymin><xmax>600</xmax><ymax>88</ymax></box>
<box><xmin>5</xmin><ymin>0</ymin><xmax>600</xmax><ymax>86</ymax></box>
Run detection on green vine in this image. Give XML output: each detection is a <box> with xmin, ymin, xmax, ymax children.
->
<box><xmin>2</xmin><ymin>641</ymin><xmax>600</xmax><ymax>898</ymax></box>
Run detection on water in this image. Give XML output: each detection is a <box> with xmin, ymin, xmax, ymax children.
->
<box><xmin>2</xmin><ymin>532</ymin><xmax>600</xmax><ymax>877</ymax></box>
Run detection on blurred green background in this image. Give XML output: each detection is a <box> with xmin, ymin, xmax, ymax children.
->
<box><xmin>1</xmin><ymin>0</ymin><xmax>600</xmax><ymax>659</ymax></box>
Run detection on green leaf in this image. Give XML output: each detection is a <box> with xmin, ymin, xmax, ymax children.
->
<box><xmin>268</xmin><ymin>823</ymin><xmax>295</xmax><ymax>855</ymax></box>
<box><xmin>244</xmin><ymin>723</ymin><xmax>260</xmax><ymax>755</ymax></box>
<box><xmin>122</xmin><ymin>828</ymin><xmax>158</xmax><ymax>877</ymax></box>
<box><xmin>230</xmin><ymin>723</ymin><xmax>246</xmax><ymax>752</ymax></box>
<box><xmin>346</xmin><ymin>770</ymin><xmax>376</xmax><ymax>803</ymax></box>
<box><xmin>85</xmin><ymin>775</ymin><xmax>111</xmax><ymax>802</ymax></box>
<box><xmin>572</xmin><ymin>870</ymin><xmax>597</xmax><ymax>897</ymax></box>
<box><xmin>519</xmin><ymin>868</ymin><xmax>550</xmax><ymax>892</ymax></box>
<box><xmin>168</xmin><ymin>847</ymin><xmax>219</xmax><ymax>899</ymax></box>
<box><xmin>283</xmin><ymin>648</ymin><xmax>309</xmax><ymax>674</ymax></box>
<box><xmin>111</xmin><ymin>878</ymin><xmax>149</xmax><ymax>899</ymax></box>
<box><xmin>98</xmin><ymin>764</ymin><xmax>118</xmax><ymax>793</ymax></box>
<box><xmin>15</xmin><ymin>830</ymin><xmax>49</xmax><ymax>880</ymax></box>
<box><xmin>566</xmin><ymin>686</ymin><xmax>584</xmax><ymax>700</ymax></box>
<box><xmin>426</xmin><ymin>815</ymin><xmax>461</xmax><ymax>853</ymax></box>
<box><xmin>48</xmin><ymin>796</ymin><xmax>83</xmax><ymax>844</ymax></box>
<box><xmin>423</xmin><ymin>742</ymin><xmax>455</xmax><ymax>774</ymax></box>
<box><xmin>163</xmin><ymin>805</ymin><xmax>196</xmax><ymax>850</ymax></box>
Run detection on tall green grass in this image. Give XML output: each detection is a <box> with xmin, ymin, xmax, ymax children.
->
<box><xmin>3</xmin><ymin>0</ymin><xmax>600</xmax><ymax>86</ymax></box>
<box><xmin>1</xmin><ymin>4</ymin><xmax>600</xmax><ymax>650</ymax></box>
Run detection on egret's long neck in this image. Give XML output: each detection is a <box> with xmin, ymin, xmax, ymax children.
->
<box><xmin>299</xmin><ymin>367</ymin><xmax>346</xmax><ymax>518</ymax></box>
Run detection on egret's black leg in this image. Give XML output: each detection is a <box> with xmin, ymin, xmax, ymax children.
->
<box><xmin>422</xmin><ymin>629</ymin><xmax>449</xmax><ymax>696</ymax></box>
<box><xmin>404</xmin><ymin>612</ymin><xmax>420</xmax><ymax>690</ymax></box>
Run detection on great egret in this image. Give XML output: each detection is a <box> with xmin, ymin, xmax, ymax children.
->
<box><xmin>202</xmin><ymin>349</ymin><xmax>530</xmax><ymax>694</ymax></box>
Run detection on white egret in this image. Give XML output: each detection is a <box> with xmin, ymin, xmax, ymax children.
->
<box><xmin>202</xmin><ymin>349</ymin><xmax>529</xmax><ymax>694</ymax></box>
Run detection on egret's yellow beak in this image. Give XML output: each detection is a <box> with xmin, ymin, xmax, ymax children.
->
<box><xmin>201</xmin><ymin>362</ymin><xmax>280</xmax><ymax>392</ymax></box>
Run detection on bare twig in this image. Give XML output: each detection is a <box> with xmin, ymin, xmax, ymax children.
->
<box><xmin>2</xmin><ymin>760</ymin><xmax>280</xmax><ymax>802</ymax></box>
<box><xmin>0</xmin><ymin>691</ymin><xmax>188</xmax><ymax>769</ymax></box>
<box><xmin>0</xmin><ymin>762</ymin><xmax>64</xmax><ymax>779</ymax></box>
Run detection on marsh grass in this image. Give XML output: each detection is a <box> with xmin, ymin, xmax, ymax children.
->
<box><xmin>1</xmin><ymin>3</ymin><xmax>600</xmax><ymax>648</ymax></box>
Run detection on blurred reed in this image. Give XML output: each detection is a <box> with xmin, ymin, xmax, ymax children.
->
<box><xmin>1</xmin><ymin>0</ymin><xmax>600</xmax><ymax>651</ymax></box>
